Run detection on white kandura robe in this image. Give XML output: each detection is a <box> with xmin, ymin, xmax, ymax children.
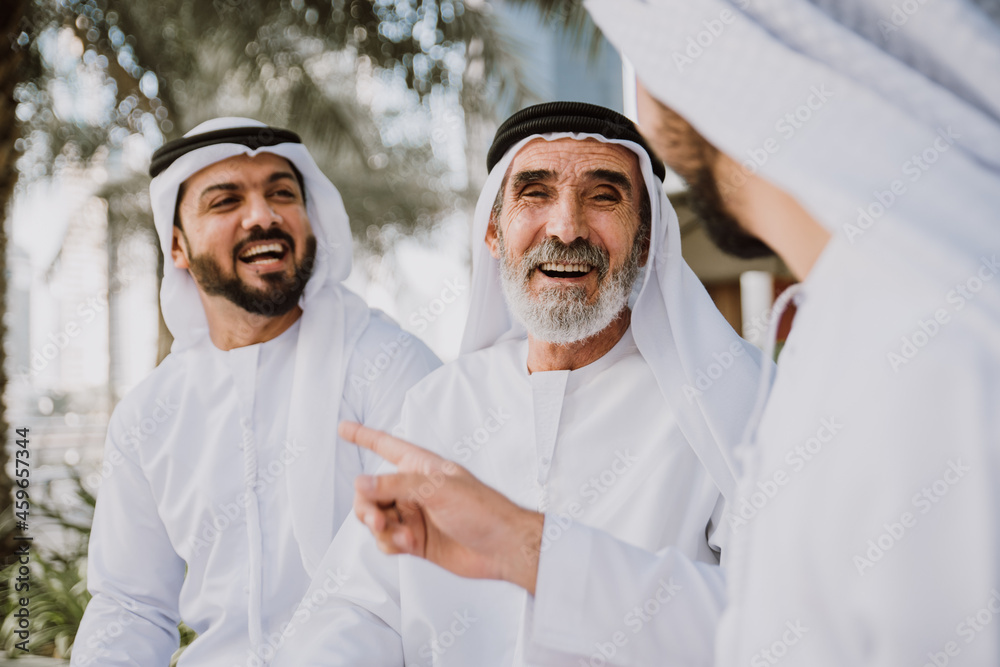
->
<box><xmin>717</xmin><ymin>239</ymin><xmax>1000</xmax><ymax>666</ymax></box>
<box><xmin>72</xmin><ymin>311</ymin><xmax>440</xmax><ymax>666</ymax></box>
<box><xmin>272</xmin><ymin>327</ymin><xmax>728</xmax><ymax>667</ymax></box>
<box><xmin>525</xmin><ymin>2</ymin><xmax>1000</xmax><ymax>665</ymax></box>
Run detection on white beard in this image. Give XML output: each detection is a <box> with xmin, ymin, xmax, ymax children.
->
<box><xmin>498</xmin><ymin>234</ymin><xmax>643</xmax><ymax>345</ymax></box>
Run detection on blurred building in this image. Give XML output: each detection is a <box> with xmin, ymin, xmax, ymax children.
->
<box><xmin>7</xmin><ymin>163</ymin><xmax>160</xmax><ymax>497</ymax></box>
<box><xmin>44</xmin><ymin>189</ymin><xmax>111</xmax><ymax>404</ymax></box>
<box><xmin>5</xmin><ymin>244</ymin><xmax>31</xmax><ymax>384</ymax></box>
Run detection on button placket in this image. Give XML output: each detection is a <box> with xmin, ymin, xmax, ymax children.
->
<box><xmin>531</xmin><ymin>371</ymin><xmax>569</xmax><ymax>511</ymax></box>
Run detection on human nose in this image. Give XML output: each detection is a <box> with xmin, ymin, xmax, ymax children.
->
<box><xmin>544</xmin><ymin>195</ymin><xmax>588</xmax><ymax>245</ymax></box>
<box><xmin>242</xmin><ymin>192</ymin><xmax>282</xmax><ymax>230</ymax></box>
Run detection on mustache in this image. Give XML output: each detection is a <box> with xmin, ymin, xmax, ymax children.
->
<box><xmin>521</xmin><ymin>238</ymin><xmax>610</xmax><ymax>279</ymax></box>
<box><xmin>231</xmin><ymin>227</ymin><xmax>297</xmax><ymax>262</ymax></box>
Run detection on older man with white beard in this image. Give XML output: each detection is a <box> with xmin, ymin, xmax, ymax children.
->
<box><xmin>320</xmin><ymin>3</ymin><xmax>1000</xmax><ymax>666</ymax></box>
<box><xmin>271</xmin><ymin>102</ymin><xmax>765</xmax><ymax>666</ymax></box>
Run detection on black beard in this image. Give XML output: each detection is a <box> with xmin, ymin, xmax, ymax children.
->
<box><xmin>187</xmin><ymin>230</ymin><xmax>317</xmax><ymax>317</ymax></box>
<box><xmin>686</xmin><ymin>166</ymin><xmax>775</xmax><ymax>260</ymax></box>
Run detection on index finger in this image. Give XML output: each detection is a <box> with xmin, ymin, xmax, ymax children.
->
<box><xmin>339</xmin><ymin>421</ymin><xmax>441</xmax><ymax>469</ymax></box>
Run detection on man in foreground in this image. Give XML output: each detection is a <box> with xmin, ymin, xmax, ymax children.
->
<box><xmin>271</xmin><ymin>102</ymin><xmax>766</xmax><ymax>665</ymax></box>
<box><xmin>332</xmin><ymin>1</ymin><xmax>1000</xmax><ymax>665</ymax></box>
<box><xmin>71</xmin><ymin>118</ymin><xmax>439</xmax><ymax>665</ymax></box>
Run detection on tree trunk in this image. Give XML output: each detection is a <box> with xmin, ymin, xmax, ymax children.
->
<box><xmin>0</xmin><ymin>0</ymin><xmax>27</xmax><ymax>566</ymax></box>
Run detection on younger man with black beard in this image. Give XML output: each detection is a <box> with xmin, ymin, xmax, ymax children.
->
<box><xmin>72</xmin><ymin>118</ymin><xmax>440</xmax><ymax>666</ymax></box>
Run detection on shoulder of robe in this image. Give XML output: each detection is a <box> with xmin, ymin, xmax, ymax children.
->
<box><xmin>105</xmin><ymin>350</ymin><xmax>188</xmax><ymax>440</ymax></box>
<box><xmin>347</xmin><ymin>305</ymin><xmax>441</xmax><ymax>369</ymax></box>
<box><xmin>771</xmin><ymin>242</ymin><xmax>1000</xmax><ymax>460</ymax></box>
<box><xmin>402</xmin><ymin>337</ymin><xmax>521</xmax><ymax>407</ymax></box>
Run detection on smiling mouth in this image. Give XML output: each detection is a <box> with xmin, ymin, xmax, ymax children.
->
<box><xmin>238</xmin><ymin>242</ymin><xmax>289</xmax><ymax>266</ymax></box>
<box><xmin>537</xmin><ymin>261</ymin><xmax>593</xmax><ymax>279</ymax></box>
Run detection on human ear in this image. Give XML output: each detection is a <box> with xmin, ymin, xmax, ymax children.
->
<box><xmin>639</xmin><ymin>233</ymin><xmax>651</xmax><ymax>267</ymax></box>
<box><xmin>171</xmin><ymin>227</ymin><xmax>190</xmax><ymax>269</ymax></box>
<box><xmin>485</xmin><ymin>216</ymin><xmax>501</xmax><ymax>260</ymax></box>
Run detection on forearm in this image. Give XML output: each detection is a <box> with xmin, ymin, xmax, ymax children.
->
<box><xmin>496</xmin><ymin>507</ymin><xmax>545</xmax><ymax>595</ymax></box>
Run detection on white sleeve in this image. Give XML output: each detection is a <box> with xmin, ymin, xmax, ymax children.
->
<box><xmin>271</xmin><ymin>511</ymin><xmax>404</xmax><ymax>666</ymax></box>
<box><xmin>522</xmin><ymin>517</ymin><xmax>727</xmax><ymax>667</ymax></box>
<box><xmin>71</xmin><ymin>431</ymin><xmax>185</xmax><ymax>666</ymax></box>
<box><xmin>347</xmin><ymin>318</ymin><xmax>442</xmax><ymax>472</ymax></box>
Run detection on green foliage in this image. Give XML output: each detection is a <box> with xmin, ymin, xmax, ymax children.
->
<box><xmin>0</xmin><ymin>552</ymin><xmax>89</xmax><ymax>658</ymax></box>
<box><xmin>0</xmin><ymin>471</ymin><xmax>93</xmax><ymax>658</ymax></box>
<box><xmin>13</xmin><ymin>0</ymin><xmax>535</xmax><ymax>239</ymax></box>
<box><xmin>0</xmin><ymin>470</ymin><xmax>196</xmax><ymax>659</ymax></box>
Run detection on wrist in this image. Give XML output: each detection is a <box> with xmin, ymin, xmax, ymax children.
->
<box><xmin>500</xmin><ymin>508</ymin><xmax>544</xmax><ymax>595</ymax></box>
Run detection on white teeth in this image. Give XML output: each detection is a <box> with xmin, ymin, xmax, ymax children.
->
<box><xmin>539</xmin><ymin>262</ymin><xmax>591</xmax><ymax>274</ymax></box>
<box><xmin>240</xmin><ymin>242</ymin><xmax>284</xmax><ymax>260</ymax></box>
